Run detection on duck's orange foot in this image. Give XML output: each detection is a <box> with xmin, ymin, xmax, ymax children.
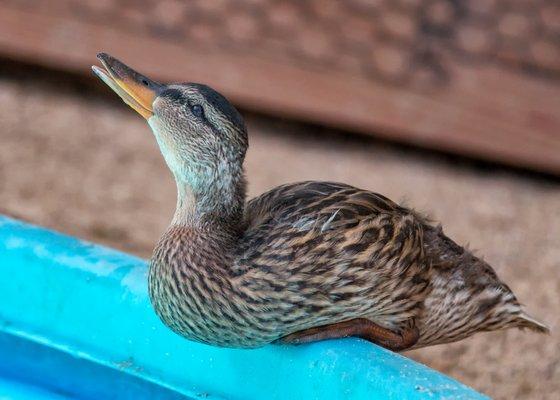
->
<box><xmin>277</xmin><ymin>318</ymin><xmax>419</xmax><ymax>352</ymax></box>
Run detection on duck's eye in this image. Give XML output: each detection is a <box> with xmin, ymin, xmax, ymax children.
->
<box><xmin>141</xmin><ymin>78</ymin><xmax>150</xmax><ymax>86</ymax></box>
<box><xmin>191</xmin><ymin>104</ymin><xmax>204</xmax><ymax>118</ymax></box>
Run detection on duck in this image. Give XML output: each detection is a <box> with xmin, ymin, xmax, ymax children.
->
<box><xmin>92</xmin><ymin>53</ymin><xmax>548</xmax><ymax>350</ymax></box>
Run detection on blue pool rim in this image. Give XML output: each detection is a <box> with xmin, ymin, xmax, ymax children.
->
<box><xmin>0</xmin><ymin>215</ymin><xmax>488</xmax><ymax>399</ymax></box>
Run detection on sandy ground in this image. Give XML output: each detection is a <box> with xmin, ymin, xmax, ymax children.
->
<box><xmin>0</xmin><ymin>65</ymin><xmax>558</xmax><ymax>399</ymax></box>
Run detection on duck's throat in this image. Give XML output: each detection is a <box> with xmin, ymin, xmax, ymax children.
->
<box><xmin>172</xmin><ymin>172</ymin><xmax>246</xmax><ymax>229</ymax></box>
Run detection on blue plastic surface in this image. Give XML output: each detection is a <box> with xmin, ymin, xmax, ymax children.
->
<box><xmin>0</xmin><ymin>215</ymin><xmax>488</xmax><ymax>399</ymax></box>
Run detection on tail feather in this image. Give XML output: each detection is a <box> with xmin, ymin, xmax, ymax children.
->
<box><xmin>515</xmin><ymin>312</ymin><xmax>550</xmax><ymax>334</ymax></box>
<box><xmin>415</xmin><ymin>224</ymin><xmax>550</xmax><ymax>348</ymax></box>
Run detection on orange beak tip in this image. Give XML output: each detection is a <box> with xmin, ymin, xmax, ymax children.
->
<box><xmin>91</xmin><ymin>53</ymin><xmax>157</xmax><ymax>120</ymax></box>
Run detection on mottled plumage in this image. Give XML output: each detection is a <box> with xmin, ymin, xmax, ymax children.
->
<box><xmin>149</xmin><ymin>181</ymin><xmax>547</xmax><ymax>348</ymax></box>
<box><xmin>94</xmin><ymin>53</ymin><xmax>549</xmax><ymax>351</ymax></box>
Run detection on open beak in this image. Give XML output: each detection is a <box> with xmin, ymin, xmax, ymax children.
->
<box><xmin>92</xmin><ymin>53</ymin><xmax>163</xmax><ymax>119</ymax></box>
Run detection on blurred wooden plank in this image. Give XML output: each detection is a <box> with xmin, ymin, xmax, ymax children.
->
<box><xmin>0</xmin><ymin>2</ymin><xmax>559</xmax><ymax>174</ymax></box>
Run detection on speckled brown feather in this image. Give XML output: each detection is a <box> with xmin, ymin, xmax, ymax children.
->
<box><xmin>149</xmin><ymin>181</ymin><xmax>548</xmax><ymax>349</ymax></box>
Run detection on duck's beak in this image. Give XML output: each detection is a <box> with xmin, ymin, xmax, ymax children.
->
<box><xmin>92</xmin><ymin>53</ymin><xmax>163</xmax><ymax>119</ymax></box>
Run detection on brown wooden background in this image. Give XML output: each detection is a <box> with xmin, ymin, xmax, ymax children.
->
<box><xmin>0</xmin><ymin>0</ymin><xmax>559</xmax><ymax>174</ymax></box>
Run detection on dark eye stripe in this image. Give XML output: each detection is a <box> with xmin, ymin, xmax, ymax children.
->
<box><xmin>159</xmin><ymin>88</ymin><xmax>185</xmax><ymax>103</ymax></box>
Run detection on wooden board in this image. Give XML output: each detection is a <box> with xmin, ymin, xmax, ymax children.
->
<box><xmin>0</xmin><ymin>0</ymin><xmax>559</xmax><ymax>174</ymax></box>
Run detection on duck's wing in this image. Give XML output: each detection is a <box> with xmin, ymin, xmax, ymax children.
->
<box><xmin>238</xmin><ymin>181</ymin><xmax>430</xmax><ymax>333</ymax></box>
<box><xmin>242</xmin><ymin>181</ymin><xmax>425</xmax><ymax>264</ymax></box>
<box><xmin>244</xmin><ymin>181</ymin><xmax>404</xmax><ymax>229</ymax></box>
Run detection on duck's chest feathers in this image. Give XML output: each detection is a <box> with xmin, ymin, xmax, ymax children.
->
<box><xmin>147</xmin><ymin>226</ymin><xmax>270</xmax><ymax>347</ymax></box>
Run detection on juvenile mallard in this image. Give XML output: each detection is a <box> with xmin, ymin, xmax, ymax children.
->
<box><xmin>93</xmin><ymin>53</ymin><xmax>549</xmax><ymax>350</ymax></box>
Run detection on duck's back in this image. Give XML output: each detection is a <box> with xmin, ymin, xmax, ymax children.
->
<box><xmin>236</xmin><ymin>181</ymin><xmax>431</xmax><ymax>337</ymax></box>
<box><xmin>237</xmin><ymin>181</ymin><xmax>548</xmax><ymax>347</ymax></box>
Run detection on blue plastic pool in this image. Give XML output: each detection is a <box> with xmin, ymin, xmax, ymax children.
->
<box><xmin>0</xmin><ymin>215</ymin><xmax>487</xmax><ymax>399</ymax></box>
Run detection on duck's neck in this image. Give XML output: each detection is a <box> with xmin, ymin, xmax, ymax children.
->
<box><xmin>171</xmin><ymin>169</ymin><xmax>247</xmax><ymax>233</ymax></box>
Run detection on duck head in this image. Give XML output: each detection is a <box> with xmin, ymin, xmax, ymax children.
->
<box><xmin>93</xmin><ymin>53</ymin><xmax>248</xmax><ymax>224</ymax></box>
